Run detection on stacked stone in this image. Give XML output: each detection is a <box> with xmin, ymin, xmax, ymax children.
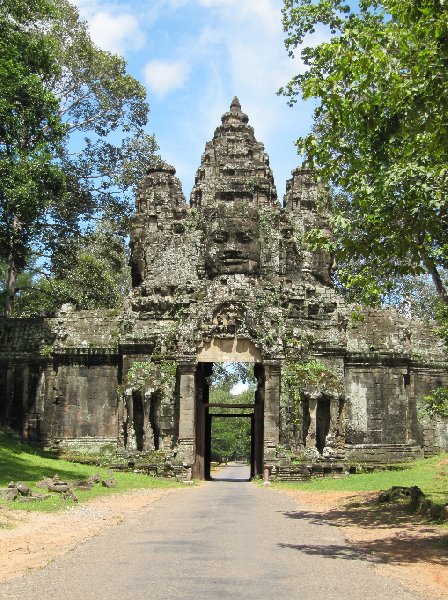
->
<box><xmin>190</xmin><ymin>97</ymin><xmax>278</xmax><ymax>208</ymax></box>
<box><xmin>0</xmin><ymin>97</ymin><xmax>447</xmax><ymax>474</ymax></box>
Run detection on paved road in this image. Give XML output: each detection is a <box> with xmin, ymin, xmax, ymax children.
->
<box><xmin>0</xmin><ymin>464</ymin><xmax>420</xmax><ymax>600</ymax></box>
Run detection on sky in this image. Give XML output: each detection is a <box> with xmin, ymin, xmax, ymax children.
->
<box><xmin>75</xmin><ymin>0</ymin><xmax>322</xmax><ymax>200</ymax></box>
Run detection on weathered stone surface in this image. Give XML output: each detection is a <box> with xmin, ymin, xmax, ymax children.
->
<box><xmin>0</xmin><ymin>98</ymin><xmax>447</xmax><ymax>479</ymax></box>
<box><xmin>101</xmin><ymin>479</ymin><xmax>117</xmax><ymax>488</ymax></box>
<box><xmin>47</xmin><ymin>483</ymin><xmax>70</xmax><ymax>493</ymax></box>
<box><xmin>5</xmin><ymin>488</ymin><xmax>18</xmax><ymax>501</ymax></box>
<box><xmin>16</xmin><ymin>482</ymin><xmax>30</xmax><ymax>496</ymax></box>
<box><xmin>378</xmin><ymin>485</ymin><xmax>448</xmax><ymax>522</ymax></box>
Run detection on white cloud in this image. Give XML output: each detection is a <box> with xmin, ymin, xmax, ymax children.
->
<box><xmin>142</xmin><ymin>0</ymin><xmax>331</xmax><ymax>195</ymax></box>
<box><xmin>198</xmin><ymin>0</ymin><xmax>280</xmax><ymax>34</ymax></box>
<box><xmin>143</xmin><ymin>60</ymin><xmax>192</xmax><ymax>96</ymax></box>
<box><xmin>74</xmin><ymin>1</ymin><xmax>146</xmax><ymax>54</ymax></box>
<box><xmin>88</xmin><ymin>11</ymin><xmax>145</xmax><ymax>53</ymax></box>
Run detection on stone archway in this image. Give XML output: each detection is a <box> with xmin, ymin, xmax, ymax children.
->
<box><xmin>193</xmin><ymin>361</ymin><xmax>264</xmax><ymax>480</ymax></box>
<box><xmin>176</xmin><ymin>338</ymin><xmax>281</xmax><ymax>480</ymax></box>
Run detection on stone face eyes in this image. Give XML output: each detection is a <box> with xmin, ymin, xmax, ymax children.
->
<box><xmin>236</xmin><ymin>232</ymin><xmax>253</xmax><ymax>244</ymax></box>
<box><xmin>212</xmin><ymin>231</ymin><xmax>229</xmax><ymax>243</ymax></box>
<box><xmin>211</xmin><ymin>231</ymin><xmax>253</xmax><ymax>244</ymax></box>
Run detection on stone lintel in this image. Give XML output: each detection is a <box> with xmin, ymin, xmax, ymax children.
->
<box><xmin>197</xmin><ymin>337</ymin><xmax>262</xmax><ymax>363</ymax></box>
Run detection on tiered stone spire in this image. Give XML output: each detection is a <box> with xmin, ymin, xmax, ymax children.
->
<box><xmin>135</xmin><ymin>160</ymin><xmax>186</xmax><ymax>213</ymax></box>
<box><xmin>190</xmin><ymin>98</ymin><xmax>277</xmax><ymax>208</ymax></box>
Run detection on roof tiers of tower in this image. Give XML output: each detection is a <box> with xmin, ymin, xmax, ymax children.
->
<box><xmin>135</xmin><ymin>160</ymin><xmax>187</xmax><ymax>214</ymax></box>
<box><xmin>190</xmin><ymin>97</ymin><xmax>278</xmax><ymax>208</ymax></box>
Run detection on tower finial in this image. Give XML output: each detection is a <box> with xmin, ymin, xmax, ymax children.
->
<box><xmin>230</xmin><ymin>96</ymin><xmax>241</xmax><ymax>112</ymax></box>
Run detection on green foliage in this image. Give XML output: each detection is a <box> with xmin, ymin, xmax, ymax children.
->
<box><xmin>435</xmin><ymin>300</ymin><xmax>448</xmax><ymax>346</ymax></box>
<box><xmin>123</xmin><ymin>360</ymin><xmax>176</xmax><ymax>394</ymax></box>
<box><xmin>284</xmin><ymin>359</ymin><xmax>343</xmax><ymax>395</ymax></box>
<box><xmin>46</xmin><ymin>0</ymin><xmax>159</xmax><ymax>236</ymax></box>
<box><xmin>211</xmin><ymin>362</ymin><xmax>256</xmax><ymax>390</ymax></box>
<box><xmin>211</xmin><ymin>416</ymin><xmax>251</xmax><ymax>463</ymax></box>
<box><xmin>283</xmin><ymin>359</ymin><xmax>342</xmax><ymax>431</ymax></box>
<box><xmin>0</xmin><ymin>430</ymin><xmax>179</xmax><ymax>512</ymax></box>
<box><xmin>281</xmin><ymin>0</ymin><xmax>448</xmax><ymax>306</ymax></box>
<box><xmin>274</xmin><ymin>452</ymin><xmax>448</xmax><ymax>505</ymax></box>
<box><xmin>420</xmin><ymin>387</ymin><xmax>448</xmax><ymax>419</ymax></box>
<box><xmin>209</xmin><ymin>364</ymin><xmax>256</xmax><ymax>463</ymax></box>
<box><xmin>0</xmin><ymin>0</ymin><xmax>159</xmax><ymax>314</ymax></box>
<box><xmin>3</xmin><ymin>226</ymin><xmax>131</xmax><ymax>314</ymax></box>
<box><xmin>0</xmin><ymin>0</ymin><xmax>66</xmax><ymax>313</ymax></box>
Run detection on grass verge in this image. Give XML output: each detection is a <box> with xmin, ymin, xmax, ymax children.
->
<box><xmin>273</xmin><ymin>453</ymin><xmax>448</xmax><ymax>505</ymax></box>
<box><xmin>0</xmin><ymin>431</ymin><xmax>181</xmax><ymax>512</ymax></box>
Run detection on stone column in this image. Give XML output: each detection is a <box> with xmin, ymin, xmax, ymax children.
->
<box><xmin>306</xmin><ymin>398</ymin><xmax>317</xmax><ymax>448</ymax></box>
<box><xmin>177</xmin><ymin>362</ymin><xmax>197</xmax><ymax>468</ymax></box>
<box><xmin>327</xmin><ymin>397</ymin><xmax>340</xmax><ymax>448</ymax></box>
<box><xmin>124</xmin><ymin>389</ymin><xmax>137</xmax><ymax>451</ymax></box>
<box><xmin>263</xmin><ymin>362</ymin><xmax>281</xmax><ymax>464</ymax></box>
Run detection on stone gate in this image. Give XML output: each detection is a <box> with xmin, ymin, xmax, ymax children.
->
<box><xmin>1</xmin><ymin>98</ymin><xmax>448</xmax><ymax>478</ymax></box>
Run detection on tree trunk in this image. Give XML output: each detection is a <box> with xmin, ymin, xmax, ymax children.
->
<box><xmin>423</xmin><ymin>258</ymin><xmax>448</xmax><ymax>304</ymax></box>
<box><xmin>5</xmin><ymin>250</ymin><xmax>17</xmax><ymax>315</ymax></box>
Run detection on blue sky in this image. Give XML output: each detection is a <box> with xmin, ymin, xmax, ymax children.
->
<box><xmin>75</xmin><ymin>0</ymin><xmax>323</xmax><ymax>199</ymax></box>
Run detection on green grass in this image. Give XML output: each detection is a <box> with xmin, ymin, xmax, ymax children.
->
<box><xmin>0</xmin><ymin>431</ymin><xmax>181</xmax><ymax>512</ymax></box>
<box><xmin>274</xmin><ymin>454</ymin><xmax>448</xmax><ymax>505</ymax></box>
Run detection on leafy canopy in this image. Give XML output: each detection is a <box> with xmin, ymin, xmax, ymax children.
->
<box><xmin>281</xmin><ymin>0</ymin><xmax>448</xmax><ymax>305</ymax></box>
<box><xmin>0</xmin><ymin>0</ymin><xmax>66</xmax><ymax>312</ymax></box>
<box><xmin>0</xmin><ymin>0</ymin><xmax>159</xmax><ymax>314</ymax></box>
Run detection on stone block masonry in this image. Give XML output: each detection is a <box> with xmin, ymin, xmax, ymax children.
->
<box><xmin>0</xmin><ymin>98</ymin><xmax>447</xmax><ymax>476</ymax></box>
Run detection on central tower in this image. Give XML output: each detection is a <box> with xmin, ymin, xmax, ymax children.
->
<box><xmin>190</xmin><ymin>96</ymin><xmax>278</xmax><ymax>209</ymax></box>
<box><xmin>124</xmin><ymin>98</ymin><xmax>343</xmax><ymax>478</ymax></box>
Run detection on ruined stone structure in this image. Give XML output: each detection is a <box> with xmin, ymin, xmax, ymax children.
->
<box><xmin>1</xmin><ymin>98</ymin><xmax>447</xmax><ymax>478</ymax></box>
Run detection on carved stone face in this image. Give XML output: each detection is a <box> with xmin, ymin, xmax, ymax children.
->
<box><xmin>205</xmin><ymin>208</ymin><xmax>260</xmax><ymax>277</ymax></box>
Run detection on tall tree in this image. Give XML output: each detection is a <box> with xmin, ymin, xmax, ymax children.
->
<box><xmin>5</xmin><ymin>224</ymin><xmax>131</xmax><ymax>315</ymax></box>
<box><xmin>0</xmin><ymin>0</ymin><xmax>159</xmax><ymax>314</ymax></box>
<box><xmin>0</xmin><ymin>0</ymin><xmax>66</xmax><ymax>314</ymax></box>
<box><xmin>281</xmin><ymin>0</ymin><xmax>448</xmax><ymax>306</ymax></box>
<box><xmin>45</xmin><ymin>0</ymin><xmax>158</xmax><ymax>239</ymax></box>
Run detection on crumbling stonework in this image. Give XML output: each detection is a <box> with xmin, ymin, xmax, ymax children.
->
<box><xmin>0</xmin><ymin>98</ymin><xmax>447</xmax><ymax>478</ymax></box>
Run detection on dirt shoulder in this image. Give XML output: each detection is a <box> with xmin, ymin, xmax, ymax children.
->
<box><xmin>0</xmin><ymin>487</ymin><xmax>180</xmax><ymax>583</ymax></box>
<box><xmin>279</xmin><ymin>488</ymin><xmax>448</xmax><ymax>600</ymax></box>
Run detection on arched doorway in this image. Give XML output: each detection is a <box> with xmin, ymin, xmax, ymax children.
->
<box><xmin>194</xmin><ymin>361</ymin><xmax>265</xmax><ymax>480</ymax></box>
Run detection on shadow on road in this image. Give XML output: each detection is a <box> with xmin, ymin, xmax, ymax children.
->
<box><xmin>277</xmin><ymin>542</ymin><xmax>372</xmax><ymax>562</ymax></box>
<box><xmin>279</xmin><ymin>498</ymin><xmax>448</xmax><ymax>567</ymax></box>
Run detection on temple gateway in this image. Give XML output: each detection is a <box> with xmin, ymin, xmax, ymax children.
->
<box><xmin>1</xmin><ymin>98</ymin><xmax>447</xmax><ymax>479</ymax></box>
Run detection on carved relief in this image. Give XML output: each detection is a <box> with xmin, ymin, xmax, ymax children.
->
<box><xmin>204</xmin><ymin>206</ymin><xmax>260</xmax><ymax>278</ymax></box>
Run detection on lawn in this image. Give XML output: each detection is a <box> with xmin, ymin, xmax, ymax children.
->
<box><xmin>0</xmin><ymin>431</ymin><xmax>181</xmax><ymax>512</ymax></box>
<box><xmin>274</xmin><ymin>454</ymin><xmax>448</xmax><ymax>505</ymax></box>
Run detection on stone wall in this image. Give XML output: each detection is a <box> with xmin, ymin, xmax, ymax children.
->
<box><xmin>0</xmin><ymin>98</ymin><xmax>447</xmax><ymax>471</ymax></box>
<box><xmin>0</xmin><ymin>311</ymin><xmax>122</xmax><ymax>450</ymax></box>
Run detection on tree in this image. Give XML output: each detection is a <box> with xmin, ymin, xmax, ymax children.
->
<box><xmin>281</xmin><ymin>0</ymin><xmax>448</xmax><ymax>306</ymax></box>
<box><xmin>1</xmin><ymin>0</ymin><xmax>159</xmax><ymax>314</ymax></box>
<box><xmin>0</xmin><ymin>0</ymin><xmax>66</xmax><ymax>314</ymax></box>
<box><xmin>6</xmin><ymin>225</ymin><xmax>131</xmax><ymax>315</ymax></box>
<box><xmin>46</xmin><ymin>0</ymin><xmax>158</xmax><ymax>236</ymax></box>
<box><xmin>209</xmin><ymin>364</ymin><xmax>256</xmax><ymax>464</ymax></box>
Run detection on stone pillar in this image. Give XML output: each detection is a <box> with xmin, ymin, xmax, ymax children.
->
<box><xmin>263</xmin><ymin>362</ymin><xmax>281</xmax><ymax>464</ymax></box>
<box><xmin>327</xmin><ymin>397</ymin><xmax>340</xmax><ymax>447</ymax></box>
<box><xmin>177</xmin><ymin>362</ymin><xmax>197</xmax><ymax>468</ymax></box>
<box><xmin>306</xmin><ymin>398</ymin><xmax>317</xmax><ymax>448</ymax></box>
<box><xmin>124</xmin><ymin>389</ymin><xmax>137</xmax><ymax>451</ymax></box>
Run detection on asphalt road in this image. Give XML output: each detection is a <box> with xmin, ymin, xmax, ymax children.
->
<box><xmin>0</xmin><ymin>464</ymin><xmax>421</xmax><ymax>600</ymax></box>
